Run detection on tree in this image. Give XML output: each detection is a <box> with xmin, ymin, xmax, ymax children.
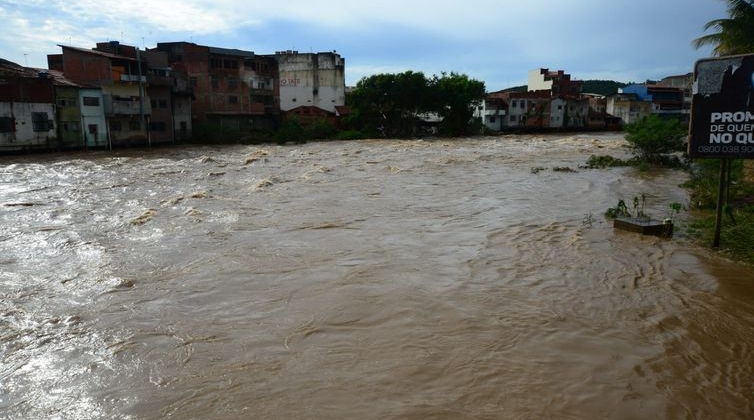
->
<box><xmin>347</xmin><ymin>71</ymin><xmax>431</xmax><ymax>137</ymax></box>
<box><xmin>693</xmin><ymin>0</ymin><xmax>754</xmax><ymax>56</ymax></box>
<box><xmin>347</xmin><ymin>71</ymin><xmax>485</xmax><ymax>138</ymax></box>
<box><xmin>623</xmin><ymin>115</ymin><xmax>687</xmax><ymax>163</ymax></box>
<box><xmin>429</xmin><ymin>72</ymin><xmax>486</xmax><ymax>136</ymax></box>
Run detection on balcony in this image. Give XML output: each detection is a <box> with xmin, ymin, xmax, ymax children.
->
<box><xmin>103</xmin><ymin>94</ymin><xmax>151</xmax><ymax>116</ymax></box>
<box><xmin>120</xmin><ymin>74</ymin><xmax>147</xmax><ymax>83</ymax></box>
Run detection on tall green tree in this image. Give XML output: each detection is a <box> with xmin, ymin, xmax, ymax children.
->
<box><xmin>430</xmin><ymin>72</ymin><xmax>486</xmax><ymax>136</ymax></box>
<box><xmin>693</xmin><ymin>0</ymin><xmax>754</xmax><ymax>55</ymax></box>
<box><xmin>347</xmin><ymin>71</ymin><xmax>431</xmax><ymax>137</ymax></box>
<box><xmin>347</xmin><ymin>71</ymin><xmax>485</xmax><ymax>138</ymax></box>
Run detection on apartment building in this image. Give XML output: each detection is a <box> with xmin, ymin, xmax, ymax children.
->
<box><xmin>154</xmin><ymin>42</ymin><xmax>278</xmax><ymax>132</ymax></box>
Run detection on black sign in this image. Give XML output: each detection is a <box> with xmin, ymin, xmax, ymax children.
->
<box><xmin>689</xmin><ymin>54</ymin><xmax>754</xmax><ymax>159</ymax></box>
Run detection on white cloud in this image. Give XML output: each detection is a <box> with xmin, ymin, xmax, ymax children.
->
<box><xmin>0</xmin><ymin>0</ymin><xmax>731</xmax><ymax>88</ymax></box>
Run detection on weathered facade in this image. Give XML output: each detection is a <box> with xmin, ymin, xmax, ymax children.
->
<box><xmin>606</xmin><ymin>93</ymin><xmax>652</xmax><ymax>125</ymax></box>
<box><xmin>52</xmin><ymin>79</ymin><xmax>83</xmax><ymax>148</ymax></box>
<box><xmin>273</xmin><ymin>51</ymin><xmax>346</xmax><ymax>114</ymax></box>
<box><xmin>49</xmin><ymin>43</ymin><xmax>152</xmax><ymax>146</ymax></box>
<box><xmin>154</xmin><ymin>42</ymin><xmax>278</xmax><ymax>134</ymax></box>
<box><xmin>0</xmin><ymin>60</ymin><xmax>57</xmax><ymax>150</ymax></box>
<box><xmin>528</xmin><ymin>68</ymin><xmax>583</xmax><ymax>98</ymax></box>
<box><xmin>620</xmin><ymin>83</ymin><xmax>686</xmax><ymax>120</ymax></box>
<box><xmin>78</xmin><ymin>87</ymin><xmax>108</xmax><ymax>148</ymax></box>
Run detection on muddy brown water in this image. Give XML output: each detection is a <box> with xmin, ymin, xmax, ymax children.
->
<box><xmin>1</xmin><ymin>133</ymin><xmax>753</xmax><ymax>419</ymax></box>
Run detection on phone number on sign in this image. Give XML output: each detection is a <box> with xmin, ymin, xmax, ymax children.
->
<box><xmin>697</xmin><ymin>145</ymin><xmax>754</xmax><ymax>154</ymax></box>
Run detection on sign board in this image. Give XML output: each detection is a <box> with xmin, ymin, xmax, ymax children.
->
<box><xmin>689</xmin><ymin>53</ymin><xmax>754</xmax><ymax>159</ymax></box>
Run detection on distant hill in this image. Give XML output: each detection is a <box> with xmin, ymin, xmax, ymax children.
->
<box><xmin>581</xmin><ymin>80</ymin><xmax>629</xmax><ymax>96</ymax></box>
<box><xmin>496</xmin><ymin>80</ymin><xmax>629</xmax><ymax>96</ymax></box>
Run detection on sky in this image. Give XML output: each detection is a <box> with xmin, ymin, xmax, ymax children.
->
<box><xmin>0</xmin><ymin>0</ymin><xmax>730</xmax><ymax>92</ymax></box>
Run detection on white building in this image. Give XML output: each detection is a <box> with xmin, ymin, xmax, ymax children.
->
<box><xmin>78</xmin><ymin>88</ymin><xmax>108</xmax><ymax>147</ymax></box>
<box><xmin>273</xmin><ymin>51</ymin><xmax>346</xmax><ymax>113</ymax></box>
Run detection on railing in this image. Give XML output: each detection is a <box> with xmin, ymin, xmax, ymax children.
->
<box><xmin>120</xmin><ymin>74</ymin><xmax>147</xmax><ymax>83</ymax></box>
<box><xmin>103</xmin><ymin>95</ymin><xmax>152</xmax><ymax>116</ymax></box>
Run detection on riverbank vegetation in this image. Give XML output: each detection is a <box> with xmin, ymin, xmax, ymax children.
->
<box><xmin>684</xmin><ymin>159</ymin><xmax>754</xmax><ymax>264</ymax></box>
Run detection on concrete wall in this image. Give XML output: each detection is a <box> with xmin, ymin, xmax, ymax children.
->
<box><xmin>0</xmin><ymin>101</ymin><xmax>55</xmax><ymax>149</ymax></box>
<box><xmin>276</xmin><ymin>52</ymin><xmax>345</xmax><ymax>113</ymax></box>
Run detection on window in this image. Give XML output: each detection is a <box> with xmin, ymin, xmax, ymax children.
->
<box><xmin>129</xmin><ymin>121</ymin><xmax>141</xmax><ymax>131</ymax></box>
<box><xmin>57</xmin><ymin>97</ymin><xmax>76</xmax><ymax>107</ymax></box>
<box><xmin>83</xmin><ymin>96</ymin><xmax>100</xmax><ymax>106</ymax></box>
<box><xmin>62</xmin><ymin>121</ymin><xmax>80</xmax><ymax>132</ymax></box>
<box><xmin>228</xmin><ymin>77</ymin><xmax>238</xmax><ymax>89</ymax></box>
<box><xmin>211</xmin><ymin>76</ymin><xmax>219</xmax><ymax>89</ymax></box>
<box><xmin>159</xmin><ymin>99</ymin><xmax>168</xmax><ymax>108</ymax></box>
<box><xmin>228</xmin><ymin>95</ymin><xmax>238</xmax><ymax>104</ymax></box>
<box><xmin>88</xmin><ymin>124</ymin><xmax>98</xmax><ymax>134</ymax></box>
<box><xmin>190</xmin><ymin>77</ymin><xmax>198</xmax><ymax>87</ymax></box>
<box><xmin>0</xmin><ymin>117</ymin><xmax>14</xmax><ymax>133</ymax></box>
<box><xmin>151</xmin><ymin>99</ymin><xmax>157</xmax><ymax>108</ymax></box>
<box><xmin>32</xmin><ymin>112</ymin><xmax>51</xmax><ymax>132</ymax></box>
<box><xmin>110</xmin><ymin>121</ymin><xmax>122</xmax><ymax>131</ymax></box>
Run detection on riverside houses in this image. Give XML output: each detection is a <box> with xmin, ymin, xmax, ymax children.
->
<box><xmin>48</xmin><ymin>43</ymin><xmax>154</xmax><ymax>147</ymax></box>
<box><xmin>1</xmin><ymin>39</ymin><xmax>348</xmax><ymax>151</ymax></box>
<box><xmin>0</xmin><ymin>60</ymin><xmax>57</xmax><ymax>151</ymax></box>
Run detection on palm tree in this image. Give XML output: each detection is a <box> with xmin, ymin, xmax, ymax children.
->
<box><xmin>693</xmin><ymin>0</ymin><xmax>754</xmax><ymax>56</ymax></box>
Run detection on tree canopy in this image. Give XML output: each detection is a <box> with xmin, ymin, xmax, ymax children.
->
<box><xmin>693</xmin><ymin>0</ymin><xmax>754</xmax><ymax>56</ymax></box>
<box><xmin>346</xmin><ymin>71</ymin><xmax>485</xmax><ymax>138</ymax></box>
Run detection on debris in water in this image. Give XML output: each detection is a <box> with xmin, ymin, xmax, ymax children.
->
<box><xmin>190</xmin><ymin>190</ymin><xmax>207</xmax><ymax>199</ymax></box>
<box><xmin>255</xmin><ymin>178</ymin><xmax>274</xmax><ymax>190</ymax></box>
<box><xmin>131</xmin><ymin>209</ymin><xmax>156</xmax><ymax>225</ymax></box>
<box><xmin>244</xmin><ymin>150</ymin><xmax>269</xmax><ymax>164</ymax></box>
<box><xmin>3</xmin><ymin>202</ymin><xmax>36</xmax><ymax>207</ymax></box>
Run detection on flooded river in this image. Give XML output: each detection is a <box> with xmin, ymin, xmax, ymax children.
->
<box><xmin>2</xmin><ymin>133</ymin><xmax>754</xmax><ymax>419</ymax></box>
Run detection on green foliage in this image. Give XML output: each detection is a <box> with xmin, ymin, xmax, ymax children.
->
<box><xmin>307</xmin><ymin>119</ymin><xmax>337</xmax><ymax>140</ymax></box>
<box><xmin>688</xmin><ymin>208</ymin><xmax>754</xmax><ymax>264</ymax></box>
<box><xmin>623</xmin><ymin>115</ymin><xmax>687</xmax><ymax>162</ymax></box>
<box><xmin>275</xmin><ymin>117</ymin><xmax>306</xmax><ymax>144</ymax></box>
<box><xmin>431</xmin><ymin>72</ymin><xmax>486</xmax><ymax>136</ymax></box>
<box><xmin>583</xmin><ymin>154</ymin><xmax>633</xmax><ymax>168</ymax></box>
<box><xmin>693</xmin><ymin>0</ymin><xmax>754</xmax><ymax>56</ymax></box>
<box><xmin>347</xmin><ymin>70</ymin><xmax>486</xmax><ymax>138</ymax></box>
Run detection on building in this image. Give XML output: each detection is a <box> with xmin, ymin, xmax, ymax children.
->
<box><xmin>47</xmin><ymin>69</ymin><xmax>92</xmax><ymax>149</ymax></box>
<box><xmin>620</xmin><ymin>83</ymin><xmax>685</xmax><ymax>118</ymax></box>
<box><xmin>272</xmin><ymin>50</ymin><xmax>346</xmax><ymax>114</ymax></box>
<box><xmin>476</xmin><ymin>91</ymin><xmax>507</xmax><ymax>132</ymax></box>
<box><xmin>0</xmin><ymin>59</ymin><xmax>57</xmax><ymax>151</ymax></box>
<box><xmin>657</xmin><ymin>73</ymin><xmax>693</xmax><ymax>116</ymax></box>
<box><xmin>48</xmin><ymin>42</ymin><xmax>152</xmax><ymax>147</ymax></box>
<box><xmin>528</xmin><ymin>68</ymin><xmax>583</xmax><ymax>98</ymax></box>
<box><xmin>606</xmin><ymin>92</ymin><xmax>652</xmax><ymax>125</ymax></box>
<box><xmin>154</xmin><ymin>42</ymin><xmax>278</xmax><ymax>134</ymax></box>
